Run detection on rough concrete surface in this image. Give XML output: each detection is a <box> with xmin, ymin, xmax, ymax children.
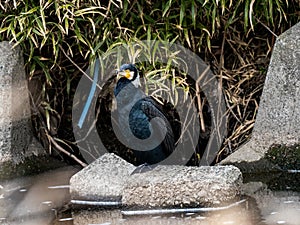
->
<box><xmin>0</xmin><ymin>41</ymin><xmax>45</xmax><ymax>165</ymax></box>
<box><xmin>123</xmin><ymin>165</ymin><xmax>242</xmax><ymax>207</ymax></box>
<box><xmin>70</xmin><ymin>153</ymin><xmax>136</xmax><ymax>201</ymax></box>
<box><xmin>0</xmin><ymin>41</ymin><xmax>46</xmax><ymax>180</ymax></box>
<box><xmin>221</xmin><ymin>22</ymin><xmax>300</xmax><ymax>172</ymax></box>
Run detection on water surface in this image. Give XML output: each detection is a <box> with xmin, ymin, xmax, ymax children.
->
<box><xmin>0</xmin><ymin>167</ymin><xmax>299</xmax><ymax>225</ymax></box>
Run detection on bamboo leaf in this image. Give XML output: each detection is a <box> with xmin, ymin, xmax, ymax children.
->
<box><xmin>244</xmin><ymin>0</ymin><xmax>250</xmax><ymax>31</ymax></box>
<box><xmin>8</xmin><ymin>21</ymin><xmax>17</xmax><ymax>41</ymax></box>
<box><xmin>64</xmin><ymin>17</ymin><xmax>69</xmax><ymax>35</ymax></box>
<box><xmin>74</xmin><ymin>24</ymin><xmax>87</xmax><ymax>45</ymax></box>
<box><xmin>249</xmin><ymin>0</ymin><xmax>255</xmax><ymax>31</ymax></box>
<box><xmin>34</xmin><ymin>16</ymin><xmax>46</xmax><ymax>37</ymax></box>
<box><xmin>226</xmin><ymin>1</ymin><xmax>241</xmax><ymax>29</ymax></box>
<box><xmin>74</xmin><ymin>6</ymin><xmax>106</xmax><ymax>17</ymax></box>
<box><xmin>212</xmin><ymin>2</ymin><xmax>216</xmax><ymax>34</ymax></box>
<box><xmin>88</xmin><ymin>17</ymin><xmax>96</xmax><ymax>34</ymax></box>
<box><xmin>45</xmin><ymin>109</ymin><xmax>50</xmax><ymax>131</ymax></box>
<box><xmin>0</xmin><ymin>27</ymin><xmax>9</xmax><ymax>34</ymax></box>
<box><xmin>184</xmin><ymin>28</ymin><xmax>191</xmax><ymax>48</ymax></box>
<box><xmin>191</xmin><ymin>0</ymin><xmax>196</xmax><ymax>29</ymax></box>
<box><xmin>28</xmin><ymin>39</ymin><xmax>34</xmax><ymax>62</ymax></box>
<box><xmin>206</xmin><ymin>34</ymin><xmax>211</xmax><ymax>52</ymax></box>
<box><xmin>20</xmin><ymin>7</ymin><xmax>38</xmax><ymax>15</ymax></box>
<box><xmin>179</xmin><ymin>1</ymin><xmax>185</xmax><ymax>27</ymax></box>
<box><xmin>147</xmin><ymin>25</ymin><xmax>151</xmax><ymax>41</ymax></box>
<box><xmin>41</xmin><ymin>35</ymin><xmax>48</xmax><ymax>48</ymax></box>
<box><xmin>162</xmin><ymin>0</ymin><xmax>172</xmax><ymax>17</ymax></box>
<box><xmin>40</xmin><ymin>5</ymin><xmax>47</xmax><ymax>33</ymax></box>
<box><xmin>67</xmin><ymin>76</ymin><xmax>71</xmax><ymax>95</ymax></box>
<box><xmin>221</xmin><ymin>0</ymin><xmax>225</xmax><ymax>14</ymax></box>
<box><xmin>51</xmin><ymin>33</ymin><xmax>59</xmax><ymax>63</ymax></box>
<box><xmin>268</xmin><ymin>0</ymin><xmax>274</xmax><ymax>26</ymax></box>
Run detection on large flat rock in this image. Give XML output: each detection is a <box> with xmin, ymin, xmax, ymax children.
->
<box><xmin>123</xmin><ymin>165</ymin><xmax>242</xmax><ymax>207</ymax></box>
<box><xmin>221</xmin><ymin>22</ymin><xmax>300</xmax><ymax>172</ymax></box>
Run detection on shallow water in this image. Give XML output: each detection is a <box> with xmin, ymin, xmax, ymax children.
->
<box><xmin>0</xmin><ymin>167</ymin><xmax>299</xmax><ymax>225</ymax></box>
<box><xmin>0</xmin><ymin>166</ymin><xmax>79</xmax><ymax>225</ymax></box>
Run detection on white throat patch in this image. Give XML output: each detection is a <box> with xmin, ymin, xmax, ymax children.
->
<box><xmin>132</xmin><ymin>72</ymin><xmax>141</xmax><ymax>88</ymax></box>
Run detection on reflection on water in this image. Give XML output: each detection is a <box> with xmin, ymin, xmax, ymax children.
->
<box><xmin>0</xmin><ymin>167</ymin><xmax>299</xmax><ymax>225</ymax></box>
<box><xmin>72</xmin><ymin>200</ymin><xmax>261</xmax><ymax>225</ymax></box>
<box><xmin>249</xmin><ymin>187</ymin><xmax>300</xmax><ymax>225</ymax></box>
<box><xmin>0</xmin><ymin>166</ymin><xmax>79</xmax><ymax>225</ymax></box>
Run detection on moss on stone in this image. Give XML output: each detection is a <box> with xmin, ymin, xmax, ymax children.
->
<box><xmin>266</xmin><ymin>144</ymin><xmax>300</xmax><ymax>170</ymax></box>
<box><xmin>0</xmin><ymin>156</ymin><xmax>67</xmax><ymax>180</ymax></box>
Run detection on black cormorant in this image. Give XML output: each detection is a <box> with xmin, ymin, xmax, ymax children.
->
<box><xmin>113</xmin><ymin>64</ymin><xmax>175</xmax><ymax>165</ymax></box>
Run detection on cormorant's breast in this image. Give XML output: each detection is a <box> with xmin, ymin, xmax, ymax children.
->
<box><xmin>114</xmin><ymin>78</ymin><xmax>175</xmax><ymax>164</ymax></box>
<box><xmin>129</xmin><ymin>101</ymin><xmax>152</xmax><ymax>139</ymax></box>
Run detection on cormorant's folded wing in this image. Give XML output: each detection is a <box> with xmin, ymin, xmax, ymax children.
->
<box><xmin>139</xmin><ymin>97</ymin><xmax>175</xmax><ymax>155</ymax></box>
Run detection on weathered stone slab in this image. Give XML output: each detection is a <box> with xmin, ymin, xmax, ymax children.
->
<box><xmin>70</xmin><ymin>153</ymin><xmax>136</xmax><ymax>201</ymax></box>
<box><xmin>221</xmin><ymin>22</ymin><xmax>300</xmax><ymax>172</ymax></box>
<box><xmin>123</xmin><ymin>165</ymin><xmax>242</xmax><ymax>207</ymax></box>
<box><xmin>0</xmin><ymin>41</ymin><xmax>47</xmax><ymax>179</ymax></box>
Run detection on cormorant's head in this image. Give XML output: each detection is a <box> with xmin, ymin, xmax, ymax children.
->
<box><xmin>117</xmin><ymin>64</ymin><xmax>140</xmax><ymax>88</ymax></box>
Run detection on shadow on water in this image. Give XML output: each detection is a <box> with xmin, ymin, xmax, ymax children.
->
<box><xmin>244</xmin><ymin>171</ymin><xmax>300</xmax><ymax>192</ymax></box>
<box><xmin>0</xmin><ymin>167</ymin><xmax>299</xmax><ymax>225</ymax></box>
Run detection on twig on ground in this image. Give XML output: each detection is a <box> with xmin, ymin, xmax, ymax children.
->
<box><xmin>196</xmin><ymin>65</ymin><xmax>211</xmax><ymax>132</ymax></box>
<box><xmin>29</xmin><ymin>91</ymin><xmax>88</xmax><ymax>167</ymax></box>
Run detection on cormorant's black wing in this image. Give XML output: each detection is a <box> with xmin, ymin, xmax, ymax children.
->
<box><xmin>139</xmin><ymin>96</ymin><xmax>175</xmax><ymax>155</ymax></box>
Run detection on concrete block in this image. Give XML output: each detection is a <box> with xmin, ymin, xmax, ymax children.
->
<box><xmin>122</xmin><ymin>165</ymin><xmax>242</xmax><ymax>207</ymax></box>
<box><xmin>221</xmin><ymin>22</ymin><xmax>300</xmax><ymax>172</ymax></box>
<box><xmin>70</xmin><ymin>153</ymin><xmax>136</xmax><ymax>201</ymax></box>
<box><xmin>0</xmin><ymin>41</ymin><xmax>33</xmax><ymax>164</ymax></box>
<box><xmin>0</xmin><ymin>41</ymin><xmax>46</xmax><ymax>177</ymax></box>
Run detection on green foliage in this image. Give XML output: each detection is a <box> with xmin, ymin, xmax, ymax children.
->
<box><xmin>0</xmin><ymin>0</ymin><xmax>299</xmax><ymax>163</ymax></box>
<box><xmin>0</xmin><ymin>0</ymin><xmax>297</xmax><ymax>79</ymax></box>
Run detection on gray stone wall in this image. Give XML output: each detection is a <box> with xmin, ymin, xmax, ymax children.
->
<box><xmin>254</xmin><ymin>23</ymin><xmax>300</xmax><ymax>145</ymax></box>
<box><xmin>0</xmin><ymin>41</ymin><xmax>35</xmax><ymax>164</ymax></box>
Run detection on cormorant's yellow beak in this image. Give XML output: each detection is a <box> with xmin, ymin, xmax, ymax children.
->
<box><xmin>117</xmin><ymin>69</ymin><xmax>132</xmax><ymax>79</ymax></box>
